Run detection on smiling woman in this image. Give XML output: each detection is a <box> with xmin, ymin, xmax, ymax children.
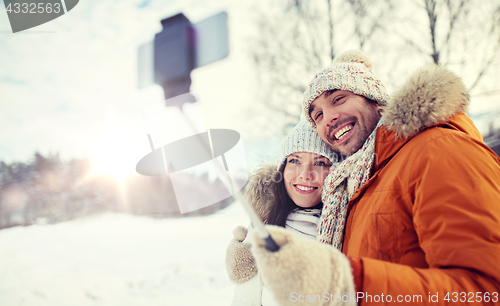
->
<box><xmin>229</xmin><ymin>119</ymin><xmax>338</xmax><ymax>306</ymax></box>
<box><xmin>283</xmin><ymin>152</ymin><xmax>331</xmax><ymax>208</ymax></box>
<box><xmin>264</xmin><ymin>119</ymin><xmax>339</xmax><ymax>228</ymax></box>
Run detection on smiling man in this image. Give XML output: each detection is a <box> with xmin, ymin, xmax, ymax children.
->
<box><xmin>308</xmin><ymin>90</ymin><xmax>381</xmax><ymax>156</ymax></box>
<box><xmin>251</xmin><ymin>50</ymin><xmax>500</xmax><ymax>306</ymax></box>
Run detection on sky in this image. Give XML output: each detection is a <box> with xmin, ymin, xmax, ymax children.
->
<box><xmin>0</xmin><ymin>0</ymin><xmax>499</xmax><ymax>169</ymax></box>
<box><xmin>0</xmin><ymin>0</ymin><xmax>271</xmax><ymax>167</ymax></box>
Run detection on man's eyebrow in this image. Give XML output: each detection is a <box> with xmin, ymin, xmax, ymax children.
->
<box><xmin>309</xmin><ymin>104</ymin><xmax>316</xmax><ymax>115</ymax></box>
<box><xmin>324</xmin><ymin>89</ymin><xmax>338</xmax><ymax>98</ymax></box>
<box><xmin>309</xmin><ymin>89</ymin><xmax>338</xmax><ymax>116</ymax></box>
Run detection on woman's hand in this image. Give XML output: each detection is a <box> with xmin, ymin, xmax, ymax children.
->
<box><xmin>225</xmin><ymin>226</ymin><xmax>258</xmax><ymax>284</ymax></box>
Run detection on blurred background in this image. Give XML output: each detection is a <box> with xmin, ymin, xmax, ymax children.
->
<box><xmin>0</xmin><ymin>0</ymin><xmax>499</xmax><ymax>305</ymax></box>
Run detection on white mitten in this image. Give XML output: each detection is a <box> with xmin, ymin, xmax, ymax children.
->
<box><xmin>225</xmin><ymin>226</ymin><xmax>258</xmax><ymax>284</ymax></box>
<box><xmin>252</xmin><ymin>225</ymin><xmax>357</xmax><ymax>306</ymax></box>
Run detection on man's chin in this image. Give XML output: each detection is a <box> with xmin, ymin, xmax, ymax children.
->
<box><xmin>337</xmin><ymin>140</ymin><xmax>364</xmax><ymax>157</ymax></box>
<box><xmin>339</xmin><ymin>147</ymin><xmax>355</xmax><ymax>157</ymax></box>
<box><xmin>325</xmin><ymin>137</ymin><xmax>362</xmax><ymax>158</ymax></box>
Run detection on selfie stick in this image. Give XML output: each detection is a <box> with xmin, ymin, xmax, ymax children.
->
<box><xmin>169</xmin><ymin>99</ymin><xmax>279</xmax><ymax>252</ymax></box>
<box><xmin>146</xmin><ymin>11</ymin><xmax>278</xmax><ymax>252</ymax></box>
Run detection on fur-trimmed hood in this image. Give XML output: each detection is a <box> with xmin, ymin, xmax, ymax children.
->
<box><xmin>244</xmin><ymin>163</ymin><xmax>279</xmax><ymax>223</ymax></box>
<box><xmin>382</xmin><ymin>64</ymin><xmax>470</xmax><ymax>139</ymax></box>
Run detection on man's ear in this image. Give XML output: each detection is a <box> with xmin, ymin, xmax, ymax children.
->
<box><xmin>375</xmin><ymin>104</ymin><xmax>383</xmax><ymax>117</ymax></box>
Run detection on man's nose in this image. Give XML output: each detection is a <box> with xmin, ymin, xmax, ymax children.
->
<box><xmin>324</xmin><ymin>108</ymin><xmax>339</xmax><ymax>126</ymax></box>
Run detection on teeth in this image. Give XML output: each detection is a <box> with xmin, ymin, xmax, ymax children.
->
<box><xmin>335</xmin><ymin>125</ymin><xmax>353</xmax><ymax>140</ymax></box>
<box><xmin>296</xmin><ymin>185</ymin><xmax>315</xmax><ymax>191</ymax></box>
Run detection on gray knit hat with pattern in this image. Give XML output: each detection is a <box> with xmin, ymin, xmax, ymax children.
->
<box><xmin>303</xmin><ymin>50</ymin><xmax>389</xmax><ymax>128</ymax></box>
<box><xmin>278</xmin><ymin>119</ymin><xmax>338</xmax><ymax>168</ymax></box>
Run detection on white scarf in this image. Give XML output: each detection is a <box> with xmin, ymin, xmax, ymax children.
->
<box><xmin>316</xmin><ymin>122</ymin><xmax>382</xmax><ymax>249</ymax></box>
<box><xmin>285</xmin><ymin>208</ymin><xmax>321</xmax><ymax>240</ymax></box>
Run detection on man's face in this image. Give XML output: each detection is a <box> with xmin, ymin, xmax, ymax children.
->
<box><xmin>309</xmin><ymin>90</ymin><xmax>381</xmax><ymax>156</ymax></box>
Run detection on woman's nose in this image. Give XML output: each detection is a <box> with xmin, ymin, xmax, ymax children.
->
<box><xmin>299</xmin><ymin>166</ymin><xmax>314</xmax><ymax>181</ymax></box>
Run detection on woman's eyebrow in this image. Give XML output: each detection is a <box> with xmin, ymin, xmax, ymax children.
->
<box><xmin>289</xmin><ymin>154</ymin><xmax>301</xmax><ymax>159</ymax></box>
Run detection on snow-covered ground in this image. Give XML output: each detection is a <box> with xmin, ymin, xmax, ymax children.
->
<box><xmin>0</xmin><ymin>202</ymin><xmax>250</xmax><ymax>306</ymax></box>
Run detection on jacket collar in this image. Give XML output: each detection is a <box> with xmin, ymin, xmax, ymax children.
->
<box><xmin>373</xmin><ymin>112</ymin><xmax>483</xmax><ymax>173</ymax></box>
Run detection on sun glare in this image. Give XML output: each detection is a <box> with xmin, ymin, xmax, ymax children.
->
<box><xmin>86</xmin><ymin>123</ymin><xmax>146</xmax><ymax>185</ymax></box>
<box><xmin>90</xmin><ymin>148</ymin><xmax>132</xmax><ymax>184</ymax></box>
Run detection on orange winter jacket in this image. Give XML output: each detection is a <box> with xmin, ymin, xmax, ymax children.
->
<box><xmin>343</xmin><ymin>66</ymin><xmax>500</xmax><ymax>305</ymax></box>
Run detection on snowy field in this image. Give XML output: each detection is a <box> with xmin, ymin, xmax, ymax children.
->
<box><xmin>0</xmin><ymin>202</ymin><xmax>250</xmax><ymax>306</ymax></box>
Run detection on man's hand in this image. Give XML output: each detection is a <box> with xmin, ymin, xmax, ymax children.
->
<box><xmin>252</xmin><ymin>225</ymin><xmax>357</xmax><ymax>306</ymax></box>
<box><xmin>225</xmin><ymin>226</ymin><xmax>258</xmax><ymax>284</ymax></box>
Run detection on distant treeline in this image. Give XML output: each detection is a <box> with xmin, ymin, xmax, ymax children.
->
<box><xmin>0</xmin><ymin>152</ymin><xmax>237</xmax><ymax>230</ymax></box>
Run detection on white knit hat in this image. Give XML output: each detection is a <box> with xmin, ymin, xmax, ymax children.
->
<box><xmin>278</xmin><ymin>119</ymin><xmax>338</xmax><ymax>168</ymax></box>
<box><xmin>303</xmin><ymin>50</ymin><xmax>389</xmax><ymax>128</ymax></box>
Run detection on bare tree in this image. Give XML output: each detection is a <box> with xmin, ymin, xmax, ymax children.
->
<box><xmin>346</xmin><ymin>0</ymin><xmax>394</xmax><ymax>51</ymax></box>
<box><xmin>393</xmin><ymin>0</ymin><xmax>500</xmax><ymax>96</ymax></box>
<box><xmin>248</xmin><ymin>0</ymin><xmax>394</xmax><ymax>136</ymax></box>
<box><xmin>248</xmin><ymin>0</ymin><xmax>500</xmax><ymax>137</ymax></box>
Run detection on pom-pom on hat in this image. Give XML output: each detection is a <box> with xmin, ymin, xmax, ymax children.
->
<box><xmin>278</xmin><ymin>119</ymin><xmax>338</xmax><ymax>169</ymax></box>
<box><xmin>303</xmin><ymin>50</ymin><xmax>389</xmax><ymax>128</ymax></box>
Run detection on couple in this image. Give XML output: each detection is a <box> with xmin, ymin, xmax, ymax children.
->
<box><xmin>227</xmin><ymin>50</ymin><xmax>500</xmax><ymax>306</ymax></box>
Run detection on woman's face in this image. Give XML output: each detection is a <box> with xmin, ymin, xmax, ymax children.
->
<box><xmin>283</xmin><ymin>152</ymin><xmax>331</xmax><ymax>208</ymax></box>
